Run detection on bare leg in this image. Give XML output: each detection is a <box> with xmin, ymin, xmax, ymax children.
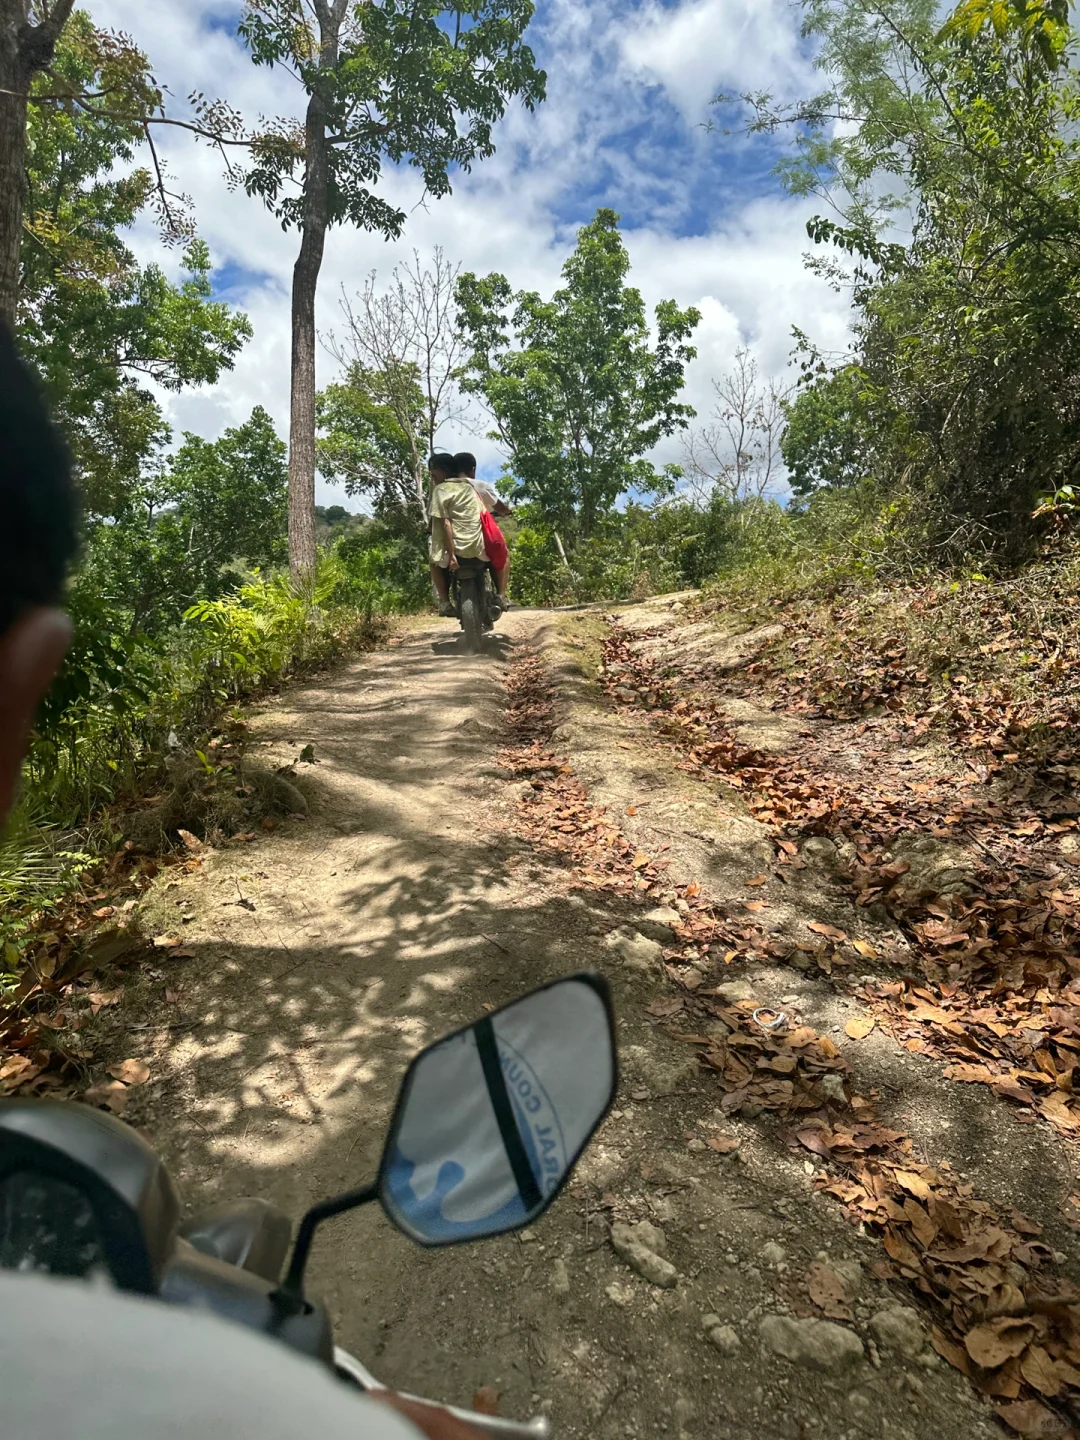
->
<box><xmin>492</xmin><ymin>560</ymin><xmax>510</xmax><ymax>598</ymax></box>
<box><xmin>430</xmin><ymin>564</ymin><xmax>450</xmax><ymax>602</ymax></box>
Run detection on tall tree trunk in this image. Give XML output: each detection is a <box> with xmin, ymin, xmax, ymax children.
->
<box><xmin>287</xmin><ymin>4</ymin><xmax>344</xmax><ymax>583</ymax></box>
<box><xmin>0</xmin><ymin>2</ymin><xmax>76</xmax><ymax>327</ymax></box>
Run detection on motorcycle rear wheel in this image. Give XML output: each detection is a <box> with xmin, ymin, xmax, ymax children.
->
<box><xmin>460</xmin><ymin>587</ymin><xmax>483</xmax><ymax>654</ymax></box>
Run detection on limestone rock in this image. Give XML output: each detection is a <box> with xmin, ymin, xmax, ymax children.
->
<box><xmin>637</xmin><ymin>905</ymin><xmax>682</xmax><ymax>942</ymax></box>
<box><xmin>604</xmin><ymin>927</ymin><xmax>663</xmax><ymax>972</ymax></box>
<box><xmin>611</xmin><ymin>1220</ymin><xmax>678</xmax><ymax>1289</ymax></box>
<box><xmin>869</xmin><ymin>1306</ymin><xmax>927</xmax><ymax>1359</ymax></box>
<box><xmin>707</xmin><ymin>1324</ymin><xmax>741</xmax><ymax>1357</ymax></box>
<box><xmin>759</xmin><ymin>1315</ymin><xmax>864</xmax><ymax>1372</ymax></box>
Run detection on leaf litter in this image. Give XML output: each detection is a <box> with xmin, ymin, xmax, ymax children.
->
<box><xmin>502</xmin><ymin>636</ymin><xmax>1080</xmax><ymax>1436</ymax></box>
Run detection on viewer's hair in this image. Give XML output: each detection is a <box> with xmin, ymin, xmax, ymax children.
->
<box><xmin>428</xmin><ymin>452</ymin><xmax>459</xmax><ymax>478</ymax></box>
<box><xmin>0</xmin><ymin>322</ymin><xmax>78</xmax><ymax>636</ymax></box>
<box><xmin>454</xmin><ymin>452</ymin><xmax>477</xmax><ymax>476</ymax></box>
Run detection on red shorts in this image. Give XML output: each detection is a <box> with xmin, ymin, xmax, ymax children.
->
<box><xmin>481</xmin><ymin>511</ymin><xmax>508</xmax><ymax>572</ymax></box>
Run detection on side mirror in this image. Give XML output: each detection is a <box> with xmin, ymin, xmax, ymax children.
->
<box><xmin>279</xmin><ymin>973</ymin><xmax>617</xmax><ymax>1298</ymax></box>
<box><xmin>379</xmin><ymin>971</ymin><xmax>617</xmax><ymax>1246</ymax></box>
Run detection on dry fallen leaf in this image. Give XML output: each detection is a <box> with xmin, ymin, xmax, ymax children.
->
<box><xmin>964</xmin><ymin>1318</ymin><xmax>1036</xmax><ymax>1370</ymax></box>
<box><xmin>706</xmin><ymin>1135</ymin><xmax>740</xmax><ymax>1154</ymax></box>
<box><xmin>153</xmin><ymin>935</ymin><xmax>183</xmax><ymax>949</ymax></box>
<box><xmin>996</xmin><ymin>1398</ymin><xmax>1066</xmax><ymax>1436</ymax></box>
<box><xmin>745</xmin><ymin>874</ymin><xmax>768</xmax><ymax>887</ymax></box>
<box><xmin>852</xmin><ymin>939</ymin><xmax>878</xmax><ymax>960</ymax></box>
<box><xmin>808</xmin><ymin>920</ymin><xmax>849</xmax><ymax>943</ymax></box>
<box><xmin>87</xmin><ymin>990</ymin><xmax>122</xmax><ymax>1015</ymax></box>
<box><xmin>806</xmin><ymin>1260</ymin><xmax>853</xmax><ymax>1320</ymax></box>
<box><xmin>744</xmin><ymin>900</ymin><xmax>768</xmax><ymax>913</ymax></box>
<box><xmin>845</xmin><ymin>1015</ymin><xmax>877</xmax><ymax>1040</ymax></box>
<box><xmin>92</xmin><ymin>906</ymin><xmax>116</xmax><ymax>920</ymax></box>
<box><xmin>1019</xmin><ymin>1344</ymin><xmax>1063</xmax><ymax>1398</ymax></box>
<box><xmin>631</xmin><ymin>851</ymin><xmax>651</xmax><ymax>870</ymax></box>
<box><xmin>177</xmin><ymin>829</ymin><xmax>205</xmax><ymax>854</ymax></box>
<box><xmin>107</xmin><ymin>1058</ymin><xmax>151</xmax><ymax>1087</ymax></box>
<box><xmin>83</xmin><ymin>1080</ymin><xmax>130</xmax><ymax>1114</ymax></box>
<box><xmin>472</xmin><ymin>1388</ymin><xmax>500</xmax><ymax>1416</ymax></box>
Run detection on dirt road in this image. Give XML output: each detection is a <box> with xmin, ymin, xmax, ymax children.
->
<box><xmin>118</xmin><ymin>605</ymin><xmax>1074</xmax><ymax>1440</ymax></box>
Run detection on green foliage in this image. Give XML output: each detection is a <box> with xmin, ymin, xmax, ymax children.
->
<box><xmin>21</xmin><ymin>14</ymin><xmax>252</xmax><ymax>517</ymax></box>
<box><xmin>238</xmin><ymin>0</ymin><xmax>546</xmax><ymax>240</ymax></box>
<box><xmin>457</xmin><ymin>209</ymin><xmax>701</xmax><ymax>543</ymax></box>
<box><xmin>332</xmin><ymin>521</ymin><xmax>432</xmax><ymax>615</ymax></box>
<box><xmin>730</xmin><ymin>0</ymin><xmax>1080</xmax><ymax>555</ymax></box>
<box><xmin>26</xmin><ymin>556</ymin><xmax>384</xmax><ymax>825</ymax></box>
<box><xmin>317</xmin><ymin>363</ymin><xmax>425</xmax><ymax>524</ymax></box>
<box><xmin>0</xmin><ymin>807</ymin><xmax>92</xmax><ymax>991</ymax></box>
<box><xmin>68</xmin><ymin>406</ymin><xmax>289</xmax><ymax>639</ymax></box>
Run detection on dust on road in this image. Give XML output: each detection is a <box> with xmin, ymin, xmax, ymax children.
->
<box><xmin>126</xmin><ymin>608</ymin><xmax>1012</xmax><ymax>1440</ymax></box>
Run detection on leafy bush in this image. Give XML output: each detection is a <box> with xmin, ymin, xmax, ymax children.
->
<box><xmin>24</xmin><ymin>557</ymin><xmax>386</xmax><ymax>826</ymax></box>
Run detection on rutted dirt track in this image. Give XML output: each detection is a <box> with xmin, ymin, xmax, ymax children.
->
<box><xmin>119</xmin><ymin>605</ymin><xmax>1080</xmax><ymax>1440</ymax></box>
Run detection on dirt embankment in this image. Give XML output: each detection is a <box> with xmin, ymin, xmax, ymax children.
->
<box><xmin>73</xmin><ymin>601</ymin><xmax>1079</xmax><ymax>1440</ymax></box>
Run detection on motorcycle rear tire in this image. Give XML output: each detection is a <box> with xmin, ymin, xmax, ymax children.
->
<box><xmin>460</xmin><ymin>587</ymin><xmax>483</xmax><ymax>654</ymax></box>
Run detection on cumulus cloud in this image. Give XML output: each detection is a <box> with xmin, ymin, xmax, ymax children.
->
<box><xmin>88</xmin><ymin>0</ymin><xmax>850</xmax><ymax>501</ymax></box>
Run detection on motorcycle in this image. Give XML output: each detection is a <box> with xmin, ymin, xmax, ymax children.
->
<box><xmin>0</xmin><ymin>972</ymin><xmax>617</xmax><ymax>1440</ymax></box>
<box><xmin>449</xmin><ymin>559</ymin><xmax>503</xmax><ymax>654</ymax></box>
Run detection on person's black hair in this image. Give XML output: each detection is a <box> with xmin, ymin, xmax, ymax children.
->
<box><xmin>0</xmin><ymin>321</ymin><xmax>78</xmax><ymax>635</ymax></box>
<box><xmin>428</xmin><ymin>452</ymin><xmax>459</xmax><ymax>478</ymax></box>
<box><xmin>454</xmin><ymin>452</ymin><xmax>477</xmax><ymax>475</ymax></box>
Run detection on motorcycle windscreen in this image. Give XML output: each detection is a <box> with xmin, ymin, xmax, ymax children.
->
<box><xmin>379</xmin><ymin>975</ymin><xmax>616</xmax><ymax>1246</ymax></box>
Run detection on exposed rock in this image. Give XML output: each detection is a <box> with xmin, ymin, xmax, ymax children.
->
<box><xmin>629</xmin><ymin>1220</ymin><xmax>669</xmax><ymax>1257</ymax></box>
<box><xmin>887</xmin><ymin>835</ymin><xmax>974</xmax><ymax>898</ymax></box>
<box><xmin>637</xmin><ymin>905</ymin><xmax>682</xmax><ymax>942</ymax></box>
<box><xmin>869</xmin><ymin>1306</ymin><xmax>927</xmax><ymax>1359</ymax></box>
<box><xmin>712</xmin><ymin>978</ymin><xmax>754</xmax><ymax>1004</ymax></box>
<box><xmin>551</xmin><ymin>1259</ymin><xmax>571</xmax><ymax>1296</ymax></box>
<box><xmin>606</xmin><ymin>1281</ymin><xmax>635</xmax><ymax>1307</ymax></box>
<box><xmin>270</xmin><ymin>776</ymin><xmax>308</xmax><ymax>815</ymax></box>
<box><xmin>707</xmin><ymin>1324</ymin><xmax>741</xmax><ymax>1357</ymax></box>
<box><xmin>820</xmin><ymin>1073</ymin><xmax>847</xmax><ymax>1103</ymax></box>
<box><xmin>759</xmin><ymin>1315</ymin><xmax>864</xmax><ymax>1372</ymax></box>
<box><xmin>611</xmin><ymin>1220</ymin><xmax>678</xmax><ymax>1289</ymax></box>
<box><xmin>760</xmin><ymin>1241</ymin><xmax>787</xmax><ymax>1267</ymax></box>
<box><xmin>620</xmin><ymin>1044</ymin><xmax>699</xmax><ymax>1097</ymax></box>
<box><xmin>604</xmin><ymin>927</ymin><xmax>664</xmax><ymax>972</ymax></box>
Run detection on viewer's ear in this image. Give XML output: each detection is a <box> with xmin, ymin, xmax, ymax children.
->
<box><xmin>0</xmin><ymin>608</ymin><xmax>70</xmax><ymax>822</ymax></box>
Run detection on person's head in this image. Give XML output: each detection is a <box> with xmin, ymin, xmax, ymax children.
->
<box><xmin>454</xmin><ymin>452</ymin><xmax>477</xmax><ymax>480</ymax></box>
<box><xmin>428</xmin><ymin>453</ymin><xmax>459</xmax><ymax>484</ymax></box>
<box><xmin>0</xmin><ymin>321</ymin><xmax>78</xmax><ymax>823</ymax></box>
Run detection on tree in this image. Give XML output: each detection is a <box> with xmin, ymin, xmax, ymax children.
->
<box><xmin>316</xmin><ymin>362</ymin><xmax>427</xmax><ymax>531</ymax></box>
<box><xmin>456</xmin><ymin>208</ymin><xmax>701</xmax><ymax>545</ymax></box>
<box><xmin>75</xmin><ymin>406</ymin><xmax>288</xmax><ymax>636</ymax></box>
<box><xmin>681</xmin><ymin>348</ymin><xmax>791</xmax><ymax>505</ymax></box>
<box><xmin>326</xmin><ymin>248</ymin><xmax>465</xmax><ymax>516</ymax></box>
<box><xmin>723</xmin><ymin>0</ymin><xmax>1080</xmax><ymax>551</ymax></box>
<box><xmin>1</xmin><ymin>0</ymin><xmax>77</xmax><ymax>325</ymax></box>
<box><xmin>18</xmin><ymin>14</ymin><xmax>251</xmax><ymax>516</ymax></box>
<box><xmin>237</xmin><ymin>1</ymin><xmax>545</xmax><ymax>580</ymax></box>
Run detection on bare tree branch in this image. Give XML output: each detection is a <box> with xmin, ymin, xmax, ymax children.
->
<box><xmin>681</xmin><ymin>348</ymin><xmax>792</xmax><ymax>505</ymax></box>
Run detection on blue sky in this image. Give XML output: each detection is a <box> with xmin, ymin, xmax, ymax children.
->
<box><xmin>91</xmin><ymin>0</ymin><xmax>853</xmax><ymax>501</ymax></box>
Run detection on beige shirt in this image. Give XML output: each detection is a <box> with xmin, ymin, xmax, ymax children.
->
<box><xmin>430</xmin><ymin>480</ymin><xmax>485</xmax><ymax>564</ymax></box>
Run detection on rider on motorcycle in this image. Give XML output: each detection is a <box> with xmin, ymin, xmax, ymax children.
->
<box><xmin>0</xmin><ymin>321</ymin><xmax>476</xmax><ymax>1440</ymax></box>
<box><xmin>427</xmin><ymin>453</ymin><xmax>488</xmax><ymax>618</ymax></box>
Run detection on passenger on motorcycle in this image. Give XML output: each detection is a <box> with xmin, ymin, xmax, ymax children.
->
<box><xmin>0</xmin><ymin>321</ymin><xmax>479</xmax><ymax>1440</ymax></box>
<box><xmin>427</xmin><ymin>453</ymin><xmax>489</xmax><ymax>618</ymax></box>
<box><xmin>454</xmin><ymin>452</ymin><xmax>510</xmax><ymax>609</ymax></box>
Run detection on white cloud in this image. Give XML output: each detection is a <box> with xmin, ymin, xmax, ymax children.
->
<box><xmin>87</xmin><ymin>0</ymin><xmax>850</xmax><ymax>503</ymax></box>
<box><xmin>621</xmin><ymin>0</ymin><xmax>816</xmax><ymax>121</ymax></box>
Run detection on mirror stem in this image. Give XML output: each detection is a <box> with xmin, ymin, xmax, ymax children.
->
<box><xmin>276</xmin><ymin>1182</ymin><xmax>379</xmax><ymax>1303</ymax></box>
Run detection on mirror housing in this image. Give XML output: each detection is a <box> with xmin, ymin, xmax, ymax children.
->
<box><xmin>378</xmin><ymin>971</ymin><xmax>617</xmax><ymax>1247</ymax></box>
<box><xmin>0</xmin><ymin>1099</ymin><xmax>180</xmax><ymax>1292</ymax></box>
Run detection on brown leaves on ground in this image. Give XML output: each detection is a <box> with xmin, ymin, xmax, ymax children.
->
<box><xmin>507</xmin><ymin>638</ymin><xmax>1080</xmax><ymax>1433</ymax></box>
<box><xmin>806</xmin><ymin>1260</ymin><xmax>854</xmax><ymax>1320</ymax></box>
<box><xmin>107</xmin><ymin>1058</ymin><xmax>150</xmax><ymax>1086</ymax></box>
